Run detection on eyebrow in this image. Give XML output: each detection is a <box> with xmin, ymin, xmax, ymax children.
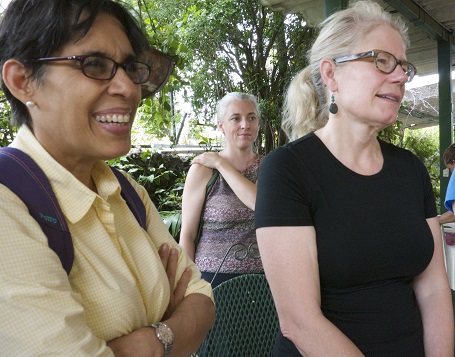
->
<box><xmin>230</xmin><ymin>112</ymin><xmax>257</xmax><ymax>116</ymax></box>
<box><xmin>80</xmin><ymin>50</ymin><xmax>138</xmax><ymax>62</ymax></box>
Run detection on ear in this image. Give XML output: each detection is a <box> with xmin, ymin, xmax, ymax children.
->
<box><xmin>320</xmin><ymin>58</ymin><xmax>338</xmax><ymax>92</ymax></box>
<box><xmin>2</xmin><ymin>59</ymin><xmax>35</xmax><ymax>102</ymax></box>
<box><xmin>217</xmin><ymin>120</ymin><xmax>223</xmax><ymax>132</ymax></box>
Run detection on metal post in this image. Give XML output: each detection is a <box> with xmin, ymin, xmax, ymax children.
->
<box><xmin>323</xmin><ymin>0</ymin><xmax>348</xmax><ymax>18</ymax></box>
<box><xmin>438</xmin><ymin>38</ymin><xmax>454</xmax><ymax>213</ymax></box>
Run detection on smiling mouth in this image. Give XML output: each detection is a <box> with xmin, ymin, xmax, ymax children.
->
<box><xmin>95</xmin><ymin>114</ymin><xmax>130</xmax><ymax>124</ymax></box>
<box><xmin>377</xmin><ymin>95</ymin><xmax>399</xmax><ymax>102</ymax></box>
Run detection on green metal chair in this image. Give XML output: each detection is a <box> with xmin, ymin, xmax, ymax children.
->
<box><xmin>197</xmin><ymin>272</ymin><xmax>279</xmax><ymax>356</ymax></box>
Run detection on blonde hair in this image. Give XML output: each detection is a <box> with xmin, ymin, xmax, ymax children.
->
<box><xmin>281</xmin><ymin>0</ymin><xmax>409</xmax><ymax>141</ymax></box>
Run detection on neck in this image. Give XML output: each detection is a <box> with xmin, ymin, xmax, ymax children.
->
<box><xmin>316</xmin><ymin>123</ymin><xmax>383</xmax><ymax>175</ymax></box>
<box><xmin>219</xmin><ymin>148</ymin><xmax>256</xmax><ymax>171</ymax></box>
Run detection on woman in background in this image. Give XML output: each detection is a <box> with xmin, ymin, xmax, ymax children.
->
<box><xmin>180</xmin><ymin>92</ymin><xmax>263</xmax><ymax>287</ymax></box>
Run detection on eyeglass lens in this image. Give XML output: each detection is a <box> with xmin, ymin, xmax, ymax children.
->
<box><xmin>82</xmin><ymin>56</ymin><xmax>150</xmax><ymax>84</ymax></box>
<box><xmin>375</xmin><ymin>52</ymin><xmax>415</xmax><ymax>81</ymax></box>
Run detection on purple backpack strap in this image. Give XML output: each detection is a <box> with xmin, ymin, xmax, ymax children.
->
<box><xmin>0</xmin><ymin>147</ymin><xmax>73</xmax><ymax>274</ymax></box>
<box><xmin>110</xmin><ymin>167</ymin><xmax>147</xmax><ymax>230</ymax></box>
<box><xmin>0</xmin><ymin>148</ymin><xmax>147</xmax><ymax>275</ymax></box>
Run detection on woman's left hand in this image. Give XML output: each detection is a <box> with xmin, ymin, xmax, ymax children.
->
<box><xmin>159</xmin><ymin>243</ymin><xmax>192</xmax><ymax>320</ymax></box>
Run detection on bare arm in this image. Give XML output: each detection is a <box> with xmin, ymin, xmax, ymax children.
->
<box><xmin>256</xmin><ymin>226</ymin><xmax>364</xmax><ymax>356</ymax></box>
<box><xmin>192</xmin><ymin>152</ymin><xmax>257</xmax><ymax>210</ymax></box>
<box><xmin>160</xmin><ymin>244</ymin><xmax>215</xmax><ymax>356</ymax></box>
<box><xmin>413</xmin><ymin>217</ymin><xmax>454</xmax><ymax>357</ymax></box>
<box><xmin>179</xmin><ymin>164</ymin><xmax>213</xmax><ymax>260</ymax></box>
<box><xmin>439</xmin><ymin>210</ymin><xmax>455</xmax><ymax>225</ymax></box>
<box><xmin>107</xmin><ymin>244</ymin><xmax>215</xmax><ymax>357</ymax></box>
<box><xmin>106</xmin><ymin>294</ymin><xmax>215</xmax><ymax>357</ymax></box>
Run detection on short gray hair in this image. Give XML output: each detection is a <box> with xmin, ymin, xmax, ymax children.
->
<box><xmin>216</xmin><ymin>92</ymin><xmax>260</xmax><ymax>121</ymax></box>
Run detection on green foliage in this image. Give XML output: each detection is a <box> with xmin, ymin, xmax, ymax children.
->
<box><xmin>379</xmin><ymin>123</ymin><xmax>441</xmax><ymax>210</ymax></box>
<box><xmin>126</xmin><ymin>0</ymin><xmax>195</xmax><ymax>146</ymax></box>
<box><xmin>0</xmin><ymin>94</ymin><xmax>16</xmax><ymax>147</ymax></box>
<box><xmin>107</xmin><ymin>149</ymin><xmax>190</xmax><ymax>212</ymax></box>
<box><xmin>195</xmin><ymin>133</ymin><xmax>222</xmax><ymax>151</ymax></box>
<box><xmin>377</xmin><ymin>120</ymin><xmax>404</xmax><ymax>146</ymax></box>
<box><xmin>136</xmin><ymin>0</ymin><xmax>316</xmax><ymax>153</ymax></box>
<box><xmin>108</xmin><ymin>149</ymin><xmax>191</xmax><ymax>241</ymax></box>
<box><xmin>402</xmin><ymin>127</ymin><xmax>441</xmax><ymax>210</ymax></box>
<box><xmin>159</xmin><ymin>210</ymin><xmax>182</xmax><ymax>241</ymax></box>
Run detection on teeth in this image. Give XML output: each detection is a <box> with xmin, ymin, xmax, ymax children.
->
<box><xmin>95</xmin><ymin>114</ymin><xmax>130</xmax><ymax>124</ymax></box>
<box><xmin>379</xmin><ymin>95</ymin><xmax>397</xmax><ymax>102</ymax></box>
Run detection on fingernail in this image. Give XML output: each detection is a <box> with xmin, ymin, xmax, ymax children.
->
<box><xmin>161</xmin><ymin>244</ymin><xmax>168</xmax><ymax>252</ymax></box>
<box><xmin>170</xmin><ymin>248</ymin><xmax>177</xmax><ymax>255</ymax></box>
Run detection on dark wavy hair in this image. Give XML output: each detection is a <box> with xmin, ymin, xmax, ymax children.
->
<box><xmin>0</xmin><ymin>0</ymin><xmax>150</xmax><ymax>128</ymax></box>
<box><xmin>443</xmin><ymin>144</ymin><xmax>455</xmax><ymax>167</ymax></box>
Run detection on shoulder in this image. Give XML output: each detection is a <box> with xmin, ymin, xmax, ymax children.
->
<box><xmin>379</xmin><ymin>139</ymin><xmax>426</xmax><ymax>169</ymax></box>
<box><xmin>183</xmin><ymin>163</ymin><xmax>215</xmax><ymax>197</ymax></box>
<box><xmin>187</xmin><ymin>162</ymin><xmax>214</xmax><ymax>182</ymax></box>
<box><xmin>262</xmin><ymin>132</ymin><xmax>318</xmax><ymax>169</ymax></box>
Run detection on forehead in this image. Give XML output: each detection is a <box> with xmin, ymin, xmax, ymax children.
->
<box><xmin>225</xmin><ymin>100</ymin><xmax>257</xmax><ymax>115</ymax></box>
<box><xmin>355</xmin><ymin>24</ymin><xmax>406</xmax><ymax>59</ymax></box>
<box><xmin>59</xmin><ymin>13</ymin><xmax>134</xmax><ymax>59</ymax></box>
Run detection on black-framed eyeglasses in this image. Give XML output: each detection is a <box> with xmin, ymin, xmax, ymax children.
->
<box><xmin>333</xmin><ymin>49</ymin><xmax>416</xmax><ymax>83</ymax></box>
<box><xmin>30</xmin><ymin>55</ymin><xmax>151</xmax><ymax>84</ymax></box>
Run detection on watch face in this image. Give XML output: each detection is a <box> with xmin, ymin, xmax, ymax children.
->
<box><xmin>157</xmin><ymin>323</ymin><xmax>174</xmax><ymax>345</ymax></box>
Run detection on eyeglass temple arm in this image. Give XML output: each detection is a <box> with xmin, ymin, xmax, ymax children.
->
<box><xmin>333</xmin><ymin>50</ymin><xmax>375</xmax><ymax>64</ymax></box>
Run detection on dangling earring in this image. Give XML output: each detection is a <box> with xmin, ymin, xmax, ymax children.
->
<box><xmin>26</xmin><ymin>100</ymin><xmax>36</xmax><ymax>108</ymax></box>
<box><xmin>329</xmin><ymin>93</ymin><xmax>338</xmax><ymax>114</ymax></box>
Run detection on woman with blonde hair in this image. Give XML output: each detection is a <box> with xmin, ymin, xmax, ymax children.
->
<box><xmin>255</xmin><ymin>1</ymin><xmax>453</xmax><ymax>355</ymax></box>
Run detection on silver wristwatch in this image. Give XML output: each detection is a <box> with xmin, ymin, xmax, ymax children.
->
<box><xmin>150</xmin><ymin>322</ymin><xmax>174</xmax><ymax>357</ymax></box>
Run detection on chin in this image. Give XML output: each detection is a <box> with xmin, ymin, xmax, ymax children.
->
<box><xmin>106</xmin><ymin>145</ymin><xmax>131</xmax><ymax>160</ymax></box>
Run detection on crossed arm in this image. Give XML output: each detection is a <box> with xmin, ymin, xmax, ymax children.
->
<box><xmin>107</xmin><ymin>243</ymin><xmax>215</xmax><ymax>357</ymax></box>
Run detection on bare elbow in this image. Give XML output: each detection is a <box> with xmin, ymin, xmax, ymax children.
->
<box><xmin>278</xmin><ymin>315</ymin><xmax>299</xmax><ymax>342</ymax></box>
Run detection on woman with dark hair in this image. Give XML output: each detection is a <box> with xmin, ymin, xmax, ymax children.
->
<box><xmin>0</xmin><ymin>0</ymin><xmax>214</xmax><ymax>355</ymax></box>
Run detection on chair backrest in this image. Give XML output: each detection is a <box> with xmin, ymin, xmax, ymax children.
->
<box><xmin>197</xmin><ymin>274</ymin><xmax>279</xmax><ymax>357</ymax></box>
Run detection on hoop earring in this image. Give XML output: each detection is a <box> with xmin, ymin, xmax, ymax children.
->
<box><xmin>26</xmin><ymin>101</ymin><xmax>36</xmax><ymax>108</ymax></box>
<box><xmin>329</xmin><ymin>93</ymin><xmax>338</xmax><ymax>114</ymax></box>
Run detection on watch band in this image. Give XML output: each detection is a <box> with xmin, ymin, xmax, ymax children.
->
<box><xmin>150</xmin><ymin>322</ymin><xmax>174</xmax><ymax>357</ymax></box>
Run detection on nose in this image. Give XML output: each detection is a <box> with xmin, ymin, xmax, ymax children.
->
<box><xmin>241</xmin><ymin>118</ymin><xmax>250</xmax><ymax>129</ymax></box>
<box><xmin>391</xmin><ymin>64</ymin><xmax>409</xmax><ymax>85</ymax></box>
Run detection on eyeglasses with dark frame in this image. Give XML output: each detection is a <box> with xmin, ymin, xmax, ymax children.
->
<box><xmin>30</xmin><ymin>55</ymin><xmax>152</xmax><ymax>84</ymax></box>
<box><xmin>333</xmin><ymin>49</ymin><xmax>416</xmax><ymax>83</ymax></box>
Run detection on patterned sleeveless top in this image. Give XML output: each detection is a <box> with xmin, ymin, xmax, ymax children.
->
<box><xmin>194</xmin><ymin>155</ymin><xmax>264</xmax><ymax>274</ymax></box>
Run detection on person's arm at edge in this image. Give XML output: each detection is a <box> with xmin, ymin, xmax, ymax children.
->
<box><xmin>256</xmin><ymin>226</ymin><xmax>364</xmax><ymax>356</ymax></box>
<box><xmin>439</xmin><ymin>210</ymin><xmax>455</xmax><ymax>225</ymax></box>
<box><xmin>413</xmin><ymin>216</ymin><xmax>454</xmax><ymax>357</ymax></box>
<box><xmin>441</xmin><ymin>173</ymin><xmax>455</xmax><ymax>225</ymax></box>
<box><xmin>179</xmin><ymin>164</ymin><xmax>212</xmax><ymax>261</ymax></box>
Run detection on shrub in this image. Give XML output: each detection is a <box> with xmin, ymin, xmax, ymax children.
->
<box><xmin>108</xmin><ymin>149</ymin><xmax>191</xmax><ymax>241</ymax></box>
